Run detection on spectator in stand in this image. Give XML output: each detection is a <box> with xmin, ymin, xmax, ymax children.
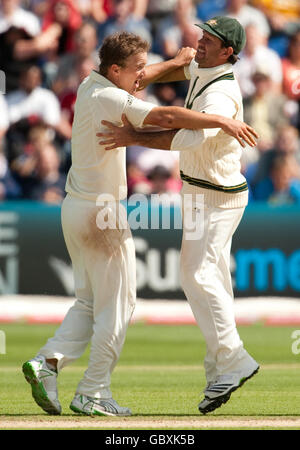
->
<box><xmin>26</xmin><ymin>0</ymin><xmax>50</xmax><ymax>19</ymax></box>
<box><xmin>0</xmin><ymin>0</ymin><xmax>61</xmax><ymax>92</ymax></box>
<box><xmin>252</xmin><ymin>153</ymin><xmax>300</xmax><ymax>204</ymax></box>
<box><xmin>145</xmin><ymin>0</ymin><xmax>178</xmax><ymax>54</ymax></box>
<box><xmin>222</xmin><ymin>0</ymin><xmax>271</xmax><ymax>41</ymax></box>
<box><xmin>5</xmin><ymin>65</ymin><xmax>72</xmax><ymax>162</ymax></box>
<box><xmin>42</xmin><ymin>0</ymin><xmax>82</xmax><ymax>55</ymax></box>
<box><xmin>52</xmin><ymin>22</ymin><xmax>99</xmax><ymax>97</ymax></box>
<box><xmin>147</xmin><ymin>165</ymin><xmax>172</xmax><ymax>194</ymax></box>
<box><xmin>126</xmin><ymin>161</ymin><xmax>151</xmax><ymax>195</ymax></box>
<box><xmin>245</xmin><ymin>124</ymin><xmax>300</xmax><ymax>192</ymax></box>
<box><xmin>147</xmin><ymin>165</ymin><xmax>182</xmax><ymax>204</ymax></box>
<box><xmin>17</xmin><ymin>144</ymin><xmax>66</xmax><ymax>204</ymax></box>
<box><xmin>98</xmin><ymin>0</ymin><xmax>152</xmax><ymax>47</ymax></box>
<box><xmin>196</xmin><ymin>0</ymin><xmax>227</xmax><ymax>22</ymax></box>
<box><xmin>282</xmin><ymin>30</ymin><xmax>300</xmax><ymax>131</ymax></box>
<box><xmin>89</xmin><ymin>0</ymin><xmax>148</xmax><ymax>24</ymax></box>
<box><xmin>152</xmin><ymin>83</ymin><xmax>181</xmax><ymax>106</ymax></box>
<box><xmin>130</xmin><ymin>0</ymin><xmax>148</xmax><ymax>20</ymax></box>
<box><xmin>157</xmin><ymin>0</ymin><xmax>198</xmax><ymax>59</ymax></box>
<box><xmin>0</xmin><ymin>93</ymin><xmax>9</xmax><ymax>149</ymax></box>
<box><xmin>76</xmin><ymin>0</ymin><xmax>114</xmax><ymax>23</ymax></box>
<box><xmin>243</xmin><ymin>66</ymin><xmax>289</xmax><ymax>154</ymax></box>
<box><xmin>132</xmin><ymin>146</ymin><xmax>180</xmax><ymax>191</ymax></box>
<box><xmin>0</xmin><ymin>93</ymin><xmax>21</xmax><ymax>200</ymax></box>
<box><xmin>0</xmin><ymin>0</ymin><xmax>40</xmax><ymax>35</ymax></box>
<box><xmin>145</xmin><ymin>0</ymin><xmax>177</xmax><ymax>22</ymax></box>
<box><xmin>10</xmin><ymin>124</ymin><xmax>52</xmax><ymax>179</ymax></box>
<box><xmin>233</xmin><ymin>23</ymin><xmax>283</xmax><ymax>99</ymax></box>
<box><xmin>251</xmin><ymin>0</ymin><xmax>300</xmax><ymax>56</ymax></box>
<box><xmin>0</xmin><ymin>147</ymin><xmax>22</xmax><ymax>200</ymax></box>
<box><xmin>282</xmin><ymin>30</ymin><xmax>300</xmax><ymax>102</ymax></box>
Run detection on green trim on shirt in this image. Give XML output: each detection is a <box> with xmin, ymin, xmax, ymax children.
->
<box><xmin>186</xmin><ymin>72</ymin><xmax>235</xmax><ymax>110</ymax></box>
<box><xmin>180</xmin><ymin>171</ymin><xmax>248</xmax><ymax>193</ymax></box>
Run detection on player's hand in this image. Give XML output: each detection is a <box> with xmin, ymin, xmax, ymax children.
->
<box><xmin>173</xmin><ymin>47</ymin><xmax>197</xmax><ymax>67</ymax></box>
<box><xmin>220</xmin><ymin>118</ymin><xmax>259</xmax><ymax>148</ymax></box>
<box><xmin>97</xmin><ymin>114</ymin><xmax>137</xmax><ymax>150</ymax></box>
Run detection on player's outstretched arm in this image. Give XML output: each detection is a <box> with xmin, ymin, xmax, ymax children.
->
<box><xmin>143</xmin><ymin>106</ymin><xmax>258</xmax><ymax>147</ymax></box>
<box><xmin>98</xmin><ymin>115</ymin><xmax>176</xmax><ymax>150</ymax></box>
<box><xmin>139</xmin><ymin>47</ymin><xmax>196</xmax><ymax>90</ymax></box>
<box><xmin>97</xmin><ymin>114</ymin><xmax>259</xmax><ymax>150</ymax></box>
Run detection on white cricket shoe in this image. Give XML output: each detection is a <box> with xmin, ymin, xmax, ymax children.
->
<box><xmin>70</xmin><ymin>394</ymin><xmax>132</xmax><ymax>417</ymax></box>
<box><xmin>22</xmin><ymin>355</ymin><xmax>61</xmax><ymax>415</ymax></box>
<box><xmin>198</xmin><ymin>362</ymin><xmax>259</xmax><ymax>414</ymax></box>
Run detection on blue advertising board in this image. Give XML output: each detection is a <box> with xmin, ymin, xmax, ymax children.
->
<box><xmin>0</xmin><ymin>201</ymin><xmax>299</xmax><ymax>299</ymax></box>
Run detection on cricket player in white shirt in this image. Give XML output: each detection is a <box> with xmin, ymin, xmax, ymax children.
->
<box><xmin>97</xmin><ymin>18</ymin><xmax>260</xmax><ymax>415</ymax></box>
<box><xmin>22</xmin><ymin>30</ymin><xmax>258</xmax><ymax>416</ymax></box>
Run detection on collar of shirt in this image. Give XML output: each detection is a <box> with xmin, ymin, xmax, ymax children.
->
<box><xmin>89</xmin><ymin>70</ymin><xmax>118</xmax><ymax>89</ymax></box>
<box><xmin>193</xmin><ymin>62</ymin><xmax>233</xmax><ymax>85</ymax></box>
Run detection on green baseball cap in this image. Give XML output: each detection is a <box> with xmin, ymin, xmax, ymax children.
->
<box><xmin>195</xmin><ymin>16</ymin><xmax>246</xmax><ymax>54</ymax></box>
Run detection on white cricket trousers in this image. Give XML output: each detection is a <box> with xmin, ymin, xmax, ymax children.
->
<box><xmin>38</xmin><ymin>194</ymin><xmax>136</xmax><ymax>399</ymax></box>
<box><xmin>180</xmin><ymin>197</ymin><xmax>255</xmax><ymax>383</ymax></box>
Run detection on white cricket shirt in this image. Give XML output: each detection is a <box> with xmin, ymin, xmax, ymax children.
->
<box><xmin>66</xmin><ymin>70</ymin><xmax>156</xmax><ymax>202</ymax></box>
<box><xmin>171</xmin><ymin>60</ymin><xmax>249</xmax><ymax>208</ymax></box>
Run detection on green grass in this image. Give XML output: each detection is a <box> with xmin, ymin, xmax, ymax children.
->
<box><xmin>0</xmin><ymin>322</ymin><xmax>300</xmax><ymax>429</ymax></box>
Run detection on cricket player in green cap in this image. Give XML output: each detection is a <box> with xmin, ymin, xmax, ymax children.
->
<box><xmin>98</xmin><ymin>16</ymin><xmax>260</xmax><ymax>414</ymax></box>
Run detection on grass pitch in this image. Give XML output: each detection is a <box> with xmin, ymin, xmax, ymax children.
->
<box><xmin>0</xmin><ymin>322</ymin><xmax>300</xmax><ymax>429</ymax></box>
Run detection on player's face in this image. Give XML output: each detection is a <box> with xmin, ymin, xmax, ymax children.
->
<box><xmin>117</xmin><ymin>52</ymin><xmax>147</xmax><ymax>95</ymax></box>
<box><xmin>195</xmin><ymin>31</ymin><xmax>226</xmax><ymax>68</ymax></box>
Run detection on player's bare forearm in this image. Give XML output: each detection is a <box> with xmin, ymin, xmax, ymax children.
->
<box><xmin>140</xmin><ymin>65</ymin><xmax>186</xmax><ymax>89</ymax></box>
<box><xmin>98</xmin><ymin>109</ymin><xmax>258</xmax><ymax>150</ymax></box>
<box><xmin>144</xmin><ymin>106</ymin><xmax>226</xmax><ymax>129</ymax></box>
<box><xmin>97</xmin><ymin>115</ymin><xmax>176</xmax><ymax>150</ymax></box>
<box><xmin>145</xmin><ymin>107</ymin><xmax>258</xmax><ymax>147</ymax></box>
<box><xmin>125</xmin><ymin>129</ymin><xmax>176</xmax><ymax>150</ymax></box>
<box><xmin>139</xmin><ymin>47</ymin><xmax>195</xmax><ymax>89</ymax></box>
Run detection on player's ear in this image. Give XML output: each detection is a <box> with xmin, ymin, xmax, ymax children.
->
<box><xmin>110</xmin><ymin>64</ymin><xmax>121</xmax><ymax>75</ymax></box>
<box><xmin>223</xmin><ymin>46</ymin><xmax>234</xmax><ymax>58</ymax></box>
<box><xmin>107</xmin><ymin>64</ymin><xmax>121</xmax><ymax>84</ymax></box>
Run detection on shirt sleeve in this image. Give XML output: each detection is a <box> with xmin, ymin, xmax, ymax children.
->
<box><xmin>184</xmin><ymin>63</ymin><xmax>191</xmax><ymax>80</ymax></box>
<box><xmin>123</xmin><ymin>94</ymin><xmax>157</xmax><ymax>128</ymax></box>
<box><xmin>91</xmin><ymin>87</ymin><xmax>156</xmax><ymax>128</ymax></box>
<box><xmin>184</xmin><ymin>59</ymin><xmax>198</xmax><ymax>80</ymax></box>
<box><xmin>171</xmin><ymin>90</ymin><xmax>237</xmax><ymax>152</ymax></box>
<box><xmin>171</xmin><ymin>128</ymin><xmax>205</xmax><ymax>152</ymax></box>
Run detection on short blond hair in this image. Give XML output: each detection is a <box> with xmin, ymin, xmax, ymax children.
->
<box><xmin>99</xmin><ymin>31</ymin><xmax>149</xmax><ymax>76</ymax></box>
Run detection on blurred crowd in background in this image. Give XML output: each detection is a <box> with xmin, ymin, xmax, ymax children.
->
<box><xmin>0</xmin><ymin>0</ymin><xmax>299</xmax><ymax>206</ymax></box>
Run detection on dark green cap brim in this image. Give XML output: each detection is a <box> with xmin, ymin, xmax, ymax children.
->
<box><xmin>195</xmin><ymin>23</ymin><xmax>227</xmax><ymax>45</ymax></box>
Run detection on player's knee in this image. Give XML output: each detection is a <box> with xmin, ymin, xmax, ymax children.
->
<box><xmin>180</xmin><ymin>264</ymin><xmax>200</xmax><ymax>288</ymax></box>
<box><xmin>180</xmin><ymin>263</ymin><xmax>213</xmax><ymax>291</ymax></box>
